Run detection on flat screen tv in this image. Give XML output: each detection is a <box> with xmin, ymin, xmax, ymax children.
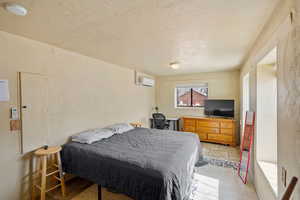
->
<box><xmin>204</xmin><ymin>99</ymin><xmax>234</xmax><ymax>118</ymax></box>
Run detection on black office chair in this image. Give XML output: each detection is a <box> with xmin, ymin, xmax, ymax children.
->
<box><xmin>152</xmin><ymin>113</ymin><xmax>170</xmax><ymax>130</ymax></box>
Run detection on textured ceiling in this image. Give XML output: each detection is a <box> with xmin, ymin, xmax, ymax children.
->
<box><xmin>0</xmin><ymin>0</ymin><xmax>279</xmax><ymax>75</ymax></box>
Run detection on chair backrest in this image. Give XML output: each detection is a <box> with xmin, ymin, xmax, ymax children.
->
<box><xmin>152</xmin><ymin>113</ymin><xmax>166</xmax><ymax>129</ymax></box>
<box><xmin>281</xmin><ymin>177</ymin><xmax>298</xmax><ymax>200</ymax></box>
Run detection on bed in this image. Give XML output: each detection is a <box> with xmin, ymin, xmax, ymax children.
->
<box><xmin>61</xmin><ymin>127</ymin><xmax>202</xmax><ymax>200</ymax></box>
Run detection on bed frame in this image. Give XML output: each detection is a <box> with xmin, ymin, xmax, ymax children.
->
<box><xmin>98</xmin><ymin>185</ymin><xmax>101</xmax><ymax>200</ymax></box>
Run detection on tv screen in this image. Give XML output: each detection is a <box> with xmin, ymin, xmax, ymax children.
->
<box><xmin>204</xmin><ymin>100</ymin><xmax>234</xmax><ymax>118</ymax></box>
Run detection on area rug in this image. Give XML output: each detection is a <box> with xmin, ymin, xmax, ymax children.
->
<box><xmin>200</xmin><ymin>156</ymin><xmax>239</xmax><ymax>170</ymax></box>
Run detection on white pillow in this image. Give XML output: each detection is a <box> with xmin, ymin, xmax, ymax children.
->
<box><xmin>71</xmin><ymin>128</ymin><xmax>114</xmax><ymax>144</ymax></box>
<box><xmin>105</xmin><ymin>123</ymin><xmax>134</xmax><ymax>134</ymax></box>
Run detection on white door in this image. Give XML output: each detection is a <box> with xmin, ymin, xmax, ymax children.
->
<box><xmin>20</xmin><ymin>72</ymin><xmax>48</xmax><ymax>153</ymax></box>
<box><xmin>242</xmin><ymin>73</ymin><xmax>250</xmax><ymax>144</ymax></box>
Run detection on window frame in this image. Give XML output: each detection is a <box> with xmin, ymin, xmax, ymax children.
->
<box><xmin>175</xmin><ymin>84</ymin><xmax>208</xmax><ymax>108</ymax></box>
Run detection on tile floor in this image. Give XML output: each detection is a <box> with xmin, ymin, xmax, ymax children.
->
<box><xmin>191</xmin><ymin>165</ymin><xmax>258</xmax><ymax>200</ymax></box>
<box><xmin>71</xmin><ymin>164</ymin><xmax>258</xmax><ymax>200</ymax></box>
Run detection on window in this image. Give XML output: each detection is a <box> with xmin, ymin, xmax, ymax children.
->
<box><xmin>175</xmin><ymin>84</ymin><xmax>208</xmax><ymax>108</ymax></box>
<box><xmin>256</xmin><ymin>47</ymin><xmax>278</xmax><ymax>196</ymax></box>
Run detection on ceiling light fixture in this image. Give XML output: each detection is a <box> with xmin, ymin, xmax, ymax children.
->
<box><xmin>170</xmin><ymin>62</ymin><xmax>180</xmax><ymax>70</ymax></box>
<box><xmin>4</xmin><ymin>3</ymin><xmax>28</xmax><ymax>16</ymax></box>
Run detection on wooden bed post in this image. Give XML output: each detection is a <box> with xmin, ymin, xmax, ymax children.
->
<box><xmin>98</xmin><ymin>185</ymin><xmax>102</xmax><ymax>200</ymax></box>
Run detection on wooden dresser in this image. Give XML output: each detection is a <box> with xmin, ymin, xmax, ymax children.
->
<box><xmin>182</xmin><ymin>116</ymin><xmax>236</xmax><ymax>146</ymax></box>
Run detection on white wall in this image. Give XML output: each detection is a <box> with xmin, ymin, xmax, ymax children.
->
<box><xmin>156</xmin><ymin>71</ymin><xmax>240</xmax><ymax>117</ymax></box>
<box><xmin>241</xmin><ymin>73</ymin><xmax>250</xmax><ymax>144</ymax></box>
<box><xmin>0</xmin><ymin>30</ymin><xmax>155</xmax><ymax>200</ymax></box>
<box><xmin>240</xmin><ymin>0</ymin><xmax>300</xmax><ymax>199</ymax></box>
<box><xmin>156</xmin><ymin>71</ymin><xmax>240</xmax><ymax>142</ymax></box>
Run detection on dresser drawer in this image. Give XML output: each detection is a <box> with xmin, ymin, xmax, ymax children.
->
<box><xmin>207</xmin><ymin>134</ymin><xmax>223</xmax><ymax>141</ymax></box>
<box><xmin>197</xmin><ymin>127</ymin><xmax>219</xmax><ymax>134</ymax></box>
<box><xmin>221</xmin><ymin>122</ymin><xmax>233</xmax><ymax>129</ymax></box>
<box><xmin>184</xmin><ymin>119</ymin><xmax>196</xmax><ymax>126</ymax></box>
<box><xmin>223</xmin><ymin>135</ymin><xmax>233</xmax><ymax>142</ymax></box>
<box><xmin>197</xmin><ymin>133</ymin><xmax>207</xmax><ymax>140</ymax></box>
<box><xmin>196</xmin><ymin>121</ymin><xmax>219</xmax><ymax>128</ymax></box>
<box><xmin>184</xmin><ymin>126</ymin><xmax>196</xmax><ymax>132</ymax></box>
<box><xmin>221</xmin><ymin>128</ymin><xmax>233</xmax><ymax>135</ymax></box>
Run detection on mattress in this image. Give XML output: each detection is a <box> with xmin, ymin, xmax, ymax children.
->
<box><xmin>61</xmin><ymin>127</ymin><xmax>202</xmax><ymax>200</ymax></box>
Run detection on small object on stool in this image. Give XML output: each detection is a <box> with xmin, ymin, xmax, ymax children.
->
<box><xmin>32</xmin><ymin>146</ymin><xmax>66</xmax><ymax>200</ymax></box>
<box><xmin>130</xmin><ymin>122</ymin><xmax>142</xmax><ymax>128</ymax></box>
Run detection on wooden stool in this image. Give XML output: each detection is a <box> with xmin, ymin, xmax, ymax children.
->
<box><xmin>32</xmin><ymin>146</ymin><xmax>66</xmax><ymax>200</ymax></box>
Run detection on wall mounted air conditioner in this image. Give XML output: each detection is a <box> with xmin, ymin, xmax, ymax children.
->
<box><xmin>139</xmin><ymin>76</ymin><xmax>155</xmax><ymax>87</ymax></box>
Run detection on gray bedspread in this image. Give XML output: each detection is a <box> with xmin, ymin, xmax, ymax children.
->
<box><xmin>61</xmin><ymin>128</ymin><xmax>202</xmax><ymax>200</ymax></box>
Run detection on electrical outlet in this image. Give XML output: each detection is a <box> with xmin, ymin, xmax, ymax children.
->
<box><xmin>282</xmin><ymin>167</ymin><xmax>287</xmax><ymax>187</ymax></box>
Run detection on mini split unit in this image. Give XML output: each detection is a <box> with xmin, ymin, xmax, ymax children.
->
<box><xmin>138</xmin><ymin>76</ymin><xmax>155</xmax><ymax>87</ymax></box>
<box><xmin>134</xmin><ymin>71</ymin><xmax>155</xmax><ymax>87</ymax></box>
